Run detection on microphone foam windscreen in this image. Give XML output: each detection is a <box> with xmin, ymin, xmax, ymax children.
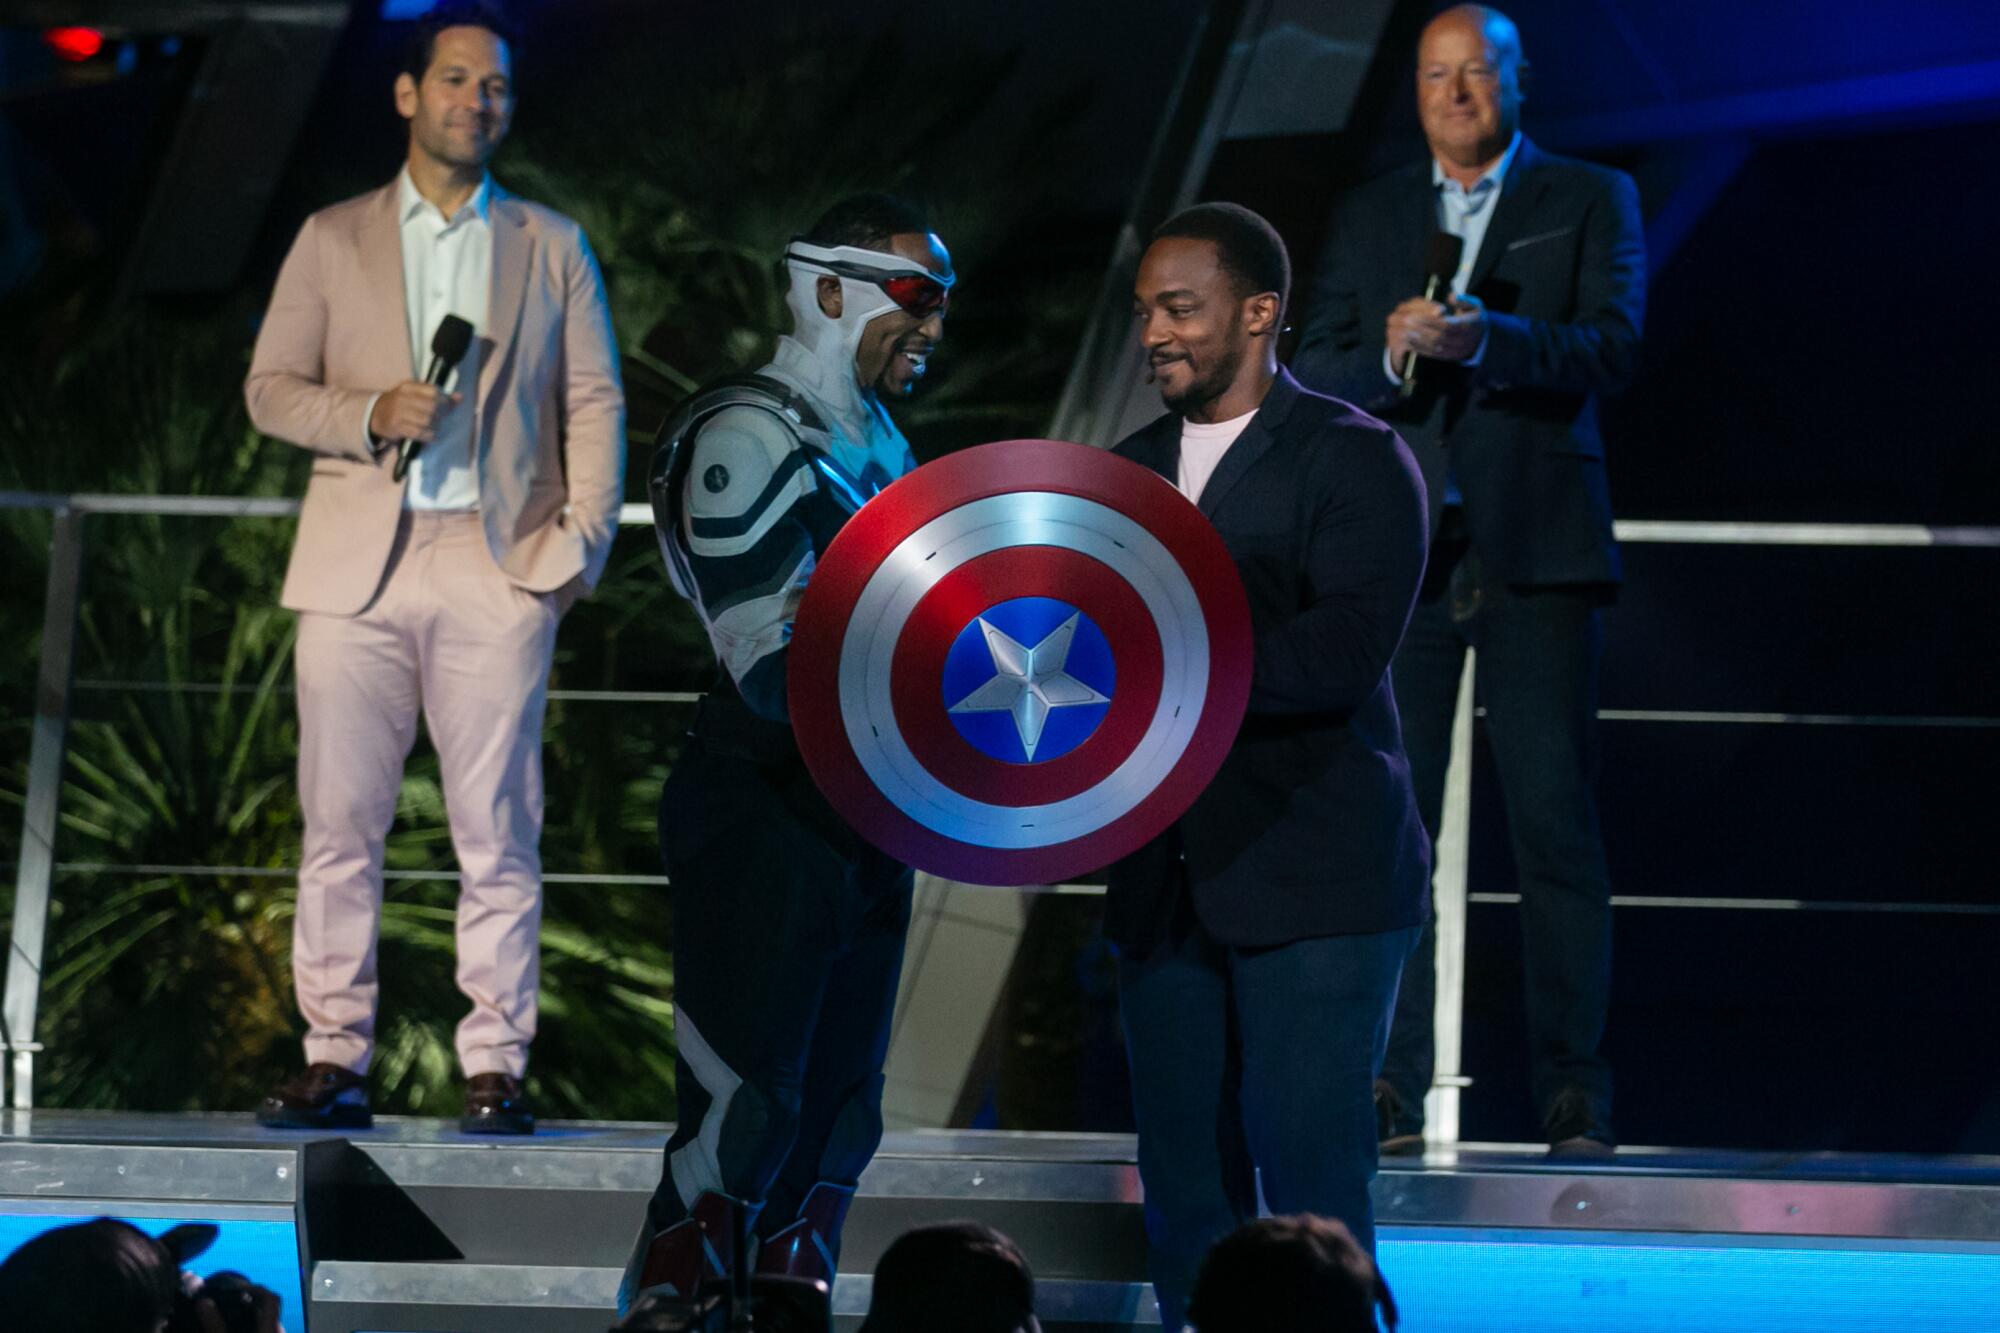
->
<box><xmin>1425</xmin><ymin>231</ymin><xmax>1465</xmax><ymax>280</ymax></box>
<box><xmin>432</xmin><ymin>314</ymin><xmax>474</xmax><ymax>368</ymax></box>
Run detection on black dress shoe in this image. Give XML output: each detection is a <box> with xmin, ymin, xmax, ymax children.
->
<box><xmin>461</xmin><ymin>1072</ymin><xmax>535</xmax><ymax>1135</ymax></box>
<box><xmin>257</xmin><ymin>1063</ymin><xmax>372</xmax><ymax>1129</ymax></box>
<box><xmin>1543</xmin><ymin>1085</ymin><xmax>1616</xmax><ymax>1158</ymax></box>
<box><xmin>1374</xmin><ymin>1078</ymin><xmax>1425</xmax><ymax>1156</ymax></box>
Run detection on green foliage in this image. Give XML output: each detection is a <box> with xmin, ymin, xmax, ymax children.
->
<box><xmin>0</xmin><ymin>309</ymin><xmax>316</xmax><ymax>1111</ymax></box>
<box><xmin>0</xmin><ymin>308</ymin><xmax>692</xmax><ymax>1118</ymax></box>
<box><xmin>0</xmin><ymin>16</ymin><xmax>1112</xmax><ymax>1122</ymax></box>
<box><xmin>501</xmin><ymin>19</ymin><xmax>1100</xmax><ymax>459</ymax></box>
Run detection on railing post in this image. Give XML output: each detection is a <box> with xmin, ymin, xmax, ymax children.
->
<box><xmin>1427</xmin><ymin>652</ymin><xmax>1478</xmax><ymax>1149</ymax></box>
<box><xmin>6</xmin><ymin>505</ymin><xmax>86</xmax><ymax>1111</ymax></box>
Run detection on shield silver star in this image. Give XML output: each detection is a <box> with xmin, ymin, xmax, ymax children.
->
<box><xmin>947</xmin><ymin>613</ymin><xmax>1110</xmax><ymax>760</ymax></box>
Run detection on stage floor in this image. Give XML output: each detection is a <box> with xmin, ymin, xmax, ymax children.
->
<box><xmin>6</xmin><ymin>1111</ymin><xmax>2000</xmax><ymax>1330</ymax></box>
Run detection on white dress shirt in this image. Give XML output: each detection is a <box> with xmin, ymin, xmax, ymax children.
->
<box><xmin>1175</xmin><ymin>408</ymin><xmax>1258</xmax><ymax>504</ymax></box>
<box><xmin>373</xmin><ymin>167</ymin><xmax>491</xmax><ymax>511</ymax></box>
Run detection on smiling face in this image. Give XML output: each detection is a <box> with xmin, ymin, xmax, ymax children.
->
<box><xmin>1133</xmin><ymin>236</ymin><xmax>1275</xmax><ymax>418</ymax></box>
<box><xmin>395</xmin><ymin>24</ymin><xmax>514</xmax><ymax>173</ymax></box>
<box><xmin>845</xmin><ymin>230</ymin><xmax>953</xmax><ymax>399</ymax></box>
<box><xmin>1416</xmin><ymin>6</ymin><xmax>1523</xmax><ymax>170</ymax></box>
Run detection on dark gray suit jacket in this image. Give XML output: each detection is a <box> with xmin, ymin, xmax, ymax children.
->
<box><xmin>1104</xmin><ymin>369</ymin><xmax>1431</xmax><ymax>954</ymax></box>
<box><xmin>1293</xmin><ymin>136</ymin><xmax>1645</xmax><ymax>588</ymax></box>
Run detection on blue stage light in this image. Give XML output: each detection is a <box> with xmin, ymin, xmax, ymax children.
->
<box><xmin>1379</xmin><ymin>1229</ymin><xmax>2000</xmax><ymax>1332</ymax></box>
<box><xmin>0</xmin><ymin>1211</ymin><xmax>306</xmax><ymax>1332</ymax></box>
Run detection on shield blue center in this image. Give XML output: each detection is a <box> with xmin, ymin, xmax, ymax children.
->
<box><xmin>941</xmin><ymin>597</ymin><xmax>1116</xmax><ymax>765</ymax></box>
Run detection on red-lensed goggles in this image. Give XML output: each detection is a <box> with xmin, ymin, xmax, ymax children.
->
<box><xmin>785</xmin><ymin>241</ymin><xmax>955</xmax><ymax>318</ymax></box>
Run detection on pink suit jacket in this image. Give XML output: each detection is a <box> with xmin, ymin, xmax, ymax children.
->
<box><xmin>245</xmin><ymin>178</ymin><xmax>626</xmax><ymax>615</ymax></box>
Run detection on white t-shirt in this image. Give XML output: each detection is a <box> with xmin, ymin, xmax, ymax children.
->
<box><xmin>1175</xmin><ymin>408</ymin><xmax>1258</xmax><ymax>504</ymax></box>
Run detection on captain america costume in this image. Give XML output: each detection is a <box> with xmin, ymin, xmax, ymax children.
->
<box><xmin>622</xmin><ymin>212</ymin><xmax>952</xmax><ymax>1306</ymax></box>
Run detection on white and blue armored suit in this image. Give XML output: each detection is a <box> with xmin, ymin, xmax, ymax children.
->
<box><xmin>628</xmin><ymin>220</ymin><xmax>948</xmax><ymax>1305</ymax></box>
<box><xmin>653</xmin><ymin>329</ymin><xmax>915</xmax><ymax>719</ymax></box>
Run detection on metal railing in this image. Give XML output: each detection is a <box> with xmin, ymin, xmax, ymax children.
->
<box><xmin>4</xmin><ymin>490</ymin><xmax>1997</xmax><ymax>1117</ymax></box>
<box><xmin>0</xmin><ymin>491</ymin><xmax>669</xmax><ymax>1110</ymax></box>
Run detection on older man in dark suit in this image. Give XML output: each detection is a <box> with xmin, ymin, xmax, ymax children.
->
<box><xmin>1109</xmin><ymin>202</ymin><xmax>1429</xmax><ymax>1329</ymax></box>
<box><xmin>1292</xmin><ymin>4</ymin><xmax>1645</xmax><ymax>1156</ymax></box>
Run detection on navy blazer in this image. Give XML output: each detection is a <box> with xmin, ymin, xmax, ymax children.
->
<box><xmin>1293</xmin><ymin>136</ymin><xmax>1645</xmax><ymax>588</ymax></box>
<box><xmin>1103</xmin><ymin>368</ymin><xmax>1431</xmax><ymax>954</ymax></box>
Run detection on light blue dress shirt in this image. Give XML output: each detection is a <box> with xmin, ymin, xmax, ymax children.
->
<box><xmin>1435</xmin><ymin>129</ymin><xmax>1523</xmax><ymax>302</ymax></box>
<box><xmin>1387</xmin><ymin>131</ymin><xmax>1523</xmax><ymax>505</ymax></box>
<box><xmin>1382</xmin><ymin>129</ymin><xmax>1523</xmax><ymax>389</ymax></box>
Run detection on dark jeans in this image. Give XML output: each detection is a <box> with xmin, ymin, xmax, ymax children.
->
<box><xmin>647</xmin><ymin>740</ymin><xmax>912</xmax><ymax>1253</ymax></box>
<box><xmin>1118</xmin><ymin>902</ymin><xmax>1417</xmax><ymax>1329</ymax></box>
<box><xmin>1381</xmin><ymin>516</ymin><xmax>1615</xmax><ymax>1127</ymax></box>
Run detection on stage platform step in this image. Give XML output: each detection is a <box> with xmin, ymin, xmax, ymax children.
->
<box><xmin>6</xmin><ymin>1112</ymin><xmax>2000</xmax><ymax>1331</ymax></box>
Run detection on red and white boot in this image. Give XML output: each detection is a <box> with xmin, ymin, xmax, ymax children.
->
<box><xmin>755</xmin><ymin>1182</ymin><xmax>856</xmax><ymax>1282</ymax></box>
<box><xmin>618</xmin><ymin>1190</ymin><xmax>750</xmax><ymax>1312</ymax></box>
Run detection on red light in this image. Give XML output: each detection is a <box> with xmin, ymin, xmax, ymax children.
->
<box><xmin>46</xmin><ymin>27</ymin><xmax>106</xmax><ymax>62</ymax></box>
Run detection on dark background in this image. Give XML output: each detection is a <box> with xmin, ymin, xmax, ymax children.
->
<box><xmin>3</xmin><ymin>0</ymin><xmax>1997</xmax><ymax>1150</ymax></box>
<box><xmin>982</xmin><ymin>0</ymin><xmax>2000</xmax><ymax>1153</ymax></box>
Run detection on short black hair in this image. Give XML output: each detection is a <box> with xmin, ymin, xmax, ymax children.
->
<box><xmin>1153</xmin><ymin>201</ymin><xmax>1292</xmax><ymax>318</ymax></box>
<box><xmin>0</xmin><ymin>1218</ymin><xmax>180</xmax><ymax>1333</ymax></box>
<box><xmin>801</xmin><ymin>192</ymin><xmax>932</xmax><ymax>253</ymax></box>
<box><xmin>1186</xmin><ymin>1215</ymin><xmax>1398</xmax><ymax>1333</ymax></box>
<box><xmin>400</xmin><ymin>1</ymin><xmax>520</xmax><ymax>83</ymax></box>
<box><xmin>860</xmin><ymin>1221</ymin><xmax>1034</xmax><ymax>1333</ymax></box>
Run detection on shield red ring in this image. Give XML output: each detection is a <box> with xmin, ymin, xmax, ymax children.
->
<box><xmin>789</xmin><ymin>438</ymin><xmax>1252</xmax><ymax>886</ymax></box>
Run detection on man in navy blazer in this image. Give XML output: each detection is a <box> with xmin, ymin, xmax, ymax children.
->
<box><xmin>1293</xmin><ymin>5</ymin><xmax>1644</xmax><ymax>1156</ymax></box>
<box><xmin>1107</xmin><ymin>202</ymin><xmax>1428</xmax><ymax>1329</ymax></box>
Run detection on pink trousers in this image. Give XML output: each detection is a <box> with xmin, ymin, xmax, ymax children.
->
<box><xmin>292</xmin><ymin>511</ymin><xmax>560</xmax><ymax>1079</ymax></box>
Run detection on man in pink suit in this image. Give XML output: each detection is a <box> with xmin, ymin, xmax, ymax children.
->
<box><xmin>243</xmin><ymin>1</ymin><xmax>624</xmax><ymax>1134</ymax></box>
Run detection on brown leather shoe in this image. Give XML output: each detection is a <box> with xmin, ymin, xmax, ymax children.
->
<box><xmin>257</xmin><ymin>1063</ymin><xmax>372</xmax><ymax>1130</ymax></box>
<box><xmin>460</xmin><ymin>1072</ymin><xmax>535</xmax><ymax>1135</ymax></box>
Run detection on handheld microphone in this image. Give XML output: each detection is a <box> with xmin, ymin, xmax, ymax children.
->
<box><xmin>1399</xmin><ymin>231</ymin><xmax>1464</xmax><ymax>399</ymax></box>
<box><xmin>393</xmin><ymin>314</ymin><xmax>475</xmax><ymax>482</ymax></box>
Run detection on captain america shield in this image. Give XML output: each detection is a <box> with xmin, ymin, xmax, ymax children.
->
<box><xmin>788</xmin><ymin>438</ymin><xmax>1252</xmax><ymax>886</ymax></box>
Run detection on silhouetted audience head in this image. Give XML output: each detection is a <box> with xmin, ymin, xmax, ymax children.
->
<box><xmin>0</xmin><ymin>1217</ymin><xmax>203</xmax><ymax>1333</ymax></box>
<box><xmin>859</xmin><ymin>1221</ymin><xmax>1039</xmax><ymax>1333</ymax></box>
<box><xmin>1185</xmin><ymin>1215</ymin><xmax>1398</xmax><ymax>1333</ymax></box>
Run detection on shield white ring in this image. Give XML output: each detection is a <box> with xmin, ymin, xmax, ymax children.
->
<box><xmin>836</xmin><ymin>491</ymin><xmax>1211</xmax><ymax>850</ymax></box>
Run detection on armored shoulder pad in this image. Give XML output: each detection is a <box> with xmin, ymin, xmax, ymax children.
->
<box><xmin>684</xmin><ymin>406</ymin><xmax>816</xmax><ymax>558</ymax></box>
<box><xmin>648</xmin><ymin>374</ymin><xmax>827</xmax><ymax>601</ymax></box>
